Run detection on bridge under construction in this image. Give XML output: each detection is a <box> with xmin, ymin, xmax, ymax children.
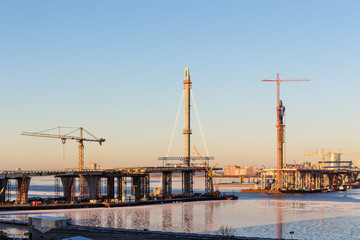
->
<box><xmin>0</xmin><ymin>166</ymin><xmax>218</xmax><ymax>205</ymax></box>
<box><xmin>6</xmin><ymin>67</ymin><xmax>225</xmax><ymax>207</ymax></box>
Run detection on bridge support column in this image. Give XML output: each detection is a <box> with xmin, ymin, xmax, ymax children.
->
<box><xmin>182</xmin><ymin>171</ymin><xmax>193</xmax><ymax>197</ymax></box>
<box><xmin>324</xmin><ymin>174</ymin><xmax>329</xmax><ymax>188</ymax></box>
<box><xmin>353</xmin><ymin>172</ymin><xmax>359</xmax><ymax>183</ymax></box>
<box><xmin>330</xmin><ymin>173</ymin><xmax>335</xmax><ymax>188</ymax></box>
<box><xmin>0</xmin><ymin>179</ymin><xmax>8</xmax><ymax>203</ymax></box>
<box><xmin>16</xmin><ymin>177</ymin><xmax>31</xmax><ymax>204</ymax></box>
<box><xmin>132</xmin><ymin>175</ymin><xmax>149</xmax><ymax>201</ymax></box>
<box><xmin>260</xmin><ymin>172</ymin><xmax>266</xmax><ymax>189</ymax></box>
<box><xmin>305</xmin><ymin>172</ymin><xmax>311</xmax><ymax>190</ymax></box>
<box><xmin>60</xmin><ymin>177</ymin><xmax>75</xmax><ymax>201</ymax></box>
<box><xmin>84</xmin><ymin>176</ymin><xmax>100</xmax><ymax>200</ymax></box>
<box><xmin>107</xmin><ymin>177</ymin><xmax>114</xmax><ymax>199</ymax></box>
<box><xmin>144</xmin><ymin>175</ymin><xmax>150</xmax><ymax>199</ymax></box>
<box><xmin>162</xmin><ymin>171</ymin><xmax>172</xmax><ymax>199</ymax></box>
<box><xmin>338</xmin><ymin>174</ymin><xmax>345</xmax><ymax>186</ymax></box>
<box><xmin>298</xmin><ymin>172</ymin><xmax>303</xmax><ymax>189</ymax></box>
<box><xmin>204</xmin><ymin>172</ymin><xmax>211</xmax><ymax>195</ymax></box>
<box><xmin>297</xmin><ymin>172</ymin><xmax>301</xmax><ymax>189</ymax></box>
<box><xmin>316</xmin><ymin>172</ymin><xmax>321</xmax><ymax>189</ymax></box>
<box><xmin>329</xmin><ymin>174</ymin><xmax>335</xmax><ymax>188</ymax></box>
<box><xmin>117</xmin><ymin>177</ymin><xmax>126</xmax><ymax>201</ymax></box>
<box><xmin>132</xmin><ymin>176</ymin><xmax>141</xmax><ymax>201</ymax></box>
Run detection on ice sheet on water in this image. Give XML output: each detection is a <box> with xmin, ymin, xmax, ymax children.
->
<box><xmin>235</xmin><ymin>216</ymin><xmax>360</xmax><ymax>240</ymax></box>
<box><xmin>3</xmin><ymin>179</ymin><xmax>360</xmax><ymax>238</ymax></box>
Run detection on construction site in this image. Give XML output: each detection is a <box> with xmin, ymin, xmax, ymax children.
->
<box><xmin>0</xmin><ymin>67</ymin><xmax>236</xmax><ymax>210</ymax></box>
<box><xmin>242</xmin><ymin>74</ymin><xmax>360</xmax><ymax>193</ymax></box>
<box><xmin>1</xmin><ymin>69</ymin><xmax>359</xmax><ymax>209</ymax></box>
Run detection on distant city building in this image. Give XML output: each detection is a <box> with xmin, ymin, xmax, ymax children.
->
<box><xmin>224</xmin><ymin>165</ymin><xmax>260</xmax><ymax>177</ymax></box>
<box><xmin>224</xmin><ymin>165</ymin><xmax>240</xmax><ymax>176</ymax></box>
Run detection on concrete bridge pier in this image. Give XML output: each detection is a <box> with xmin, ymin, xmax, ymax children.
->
<box><xmin>325</xmin><ymin>173</ymin><xmax>334</xmax><ymax>188</ymax></box>
<box><xmin>60</xmin><ymin>177</ymin><xmax>75</xmax><ymax>201</ymax></box>
<box><xmin>143</xmin><ymin>175</ymin><xmax>150</xmax><ymax>199</ymax></box>
<box><xmin>117</xmin><ymin>177</ymin><xmax>126</xmax><ymax>201</ymax></box>
<box><xmin>353</xmin><ymin>172</ymin><xmax>359</xmax><ymax>182</ymax></box>
<box><xmin>305</xmin><ymin>172</ymin><xmax>311</xmax><ymax>189</ymax></box>
<box><xmin>204</xmin><ymin>172</ymin><xmax>211</xmax><ymax>195</ymax></box>
<box><xmin>162</xmin><ymin>171</ymin><xmax>172</xmax><ymax>199</ymax></box>
<box><xmin>338</xmin><ymin>174</ymin><xmax>346</xmax><ymax>186</ymax></box>
<box><xmin>16</xmin><ymin>177</ymin><xmax>31</xmax><ymax>204</ymax></box>
<box><xmin>0</xmin><ymin>179</ymin><xmax>8</xmax><ymax>203</ymax></box>
<box><xmin>182</xmin><ymin>171</ymin><xmax>193</xmax><ymax>197</ymax></box>
<box><xmin>107</xmin><ymin>177</ymin><xmax>114</xmax><ymax>199</ymax></box>
<box><xmin>132</xmin><ymin>176</ymin><xmax>141</xmax><ymax>201</ymax></box>
<box><xmin>84</xmin><ymin>176</ymin><xmax>100</xmax><ymax>200</ymax></box>
<box><xmin>132</xmin><ymin>175</ymin><xmax>149</xmax><ymax>201</ymax></box>
<box><xmin>333</xmin><ymin>174</ymin><xmax>339</xmax><ymax>186</ymax></box>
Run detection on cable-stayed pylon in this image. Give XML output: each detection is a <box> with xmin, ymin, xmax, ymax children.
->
<box><xmin>158</xmin><ymin>68</ymin><xmax>214</xmax><ymax>167</ymax></box>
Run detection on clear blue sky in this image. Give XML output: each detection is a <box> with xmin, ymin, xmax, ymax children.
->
<box><xmin>1</xmin><ymin>1</ymin><xmax>360</xmax><ymax>170</ymax></box>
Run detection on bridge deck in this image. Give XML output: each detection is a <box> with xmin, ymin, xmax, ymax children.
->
<box><xmin>0</xmin><ymin>166</ymin><xmax>214</xmax><ymax>178</ymax></box>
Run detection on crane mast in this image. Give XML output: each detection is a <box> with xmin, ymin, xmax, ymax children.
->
<box><xmin>79</xmin><ymin>128</ymin><xmax>84</xmax><ymax>170</ymax></box>
<box><xmin>262</xmin><ymin>73</ymin><xmax>310</xmax><ymax>189</ymax></box>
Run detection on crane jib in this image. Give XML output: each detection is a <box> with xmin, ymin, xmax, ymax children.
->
<box><xmin>21</xmin><ymin>127</ymin><xmax>105</xmax><ymax>170</ymax></box>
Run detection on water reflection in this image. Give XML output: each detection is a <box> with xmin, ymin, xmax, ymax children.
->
<box><xmin>1</xmin><ymin>200</ymin><xmax>223</xmax><ymax>235</ymax></box>
<box><xmin>182</xmin><ymin>203</ymin><xmax>193</xmax><ymax>233</ymax></box>
<box><xmin>2</xmin><ymin>190</ymin><xmax>360</xmax><ymax>239</ymax></box>
<box><xmin>276</xmin><ymin>201</ymin><xmax>282</xmax><ymax>239</ymax></box>
<box><xmin>205</xmin><ymin>201</ymin><xmax>214</xmax><ymax>232</ymax></box>
<box><xmin>132</xmin><ymin>208</ymin><xmax>150</xmax><ymax>230</ymax></box>
<box><xmin>162</xmin><ymin>205</ymin><xmax>172</xmax><ymax>231</ymax></box>
<box><xmin>0</xmin><ymin>225</ymin><xmax>28</xmax><ymax>238</ymax></box>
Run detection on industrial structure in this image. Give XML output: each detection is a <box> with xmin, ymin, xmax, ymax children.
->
<box><xmin>22</xmin><ymin>127</ymin><xmax>105</xmax><ymax>199</ymax></box>
<box><xmin>183</xmin><ymin>67</ymin><xmax>193</xmax><ymax>196</ymax></box>
<box><xmin>21</xmin><ymin>127</ymin><xmax>105</xmax><ymax>171</ymax></box>
<box><xmin>305</xmin><ymin>149</ymin><xmax>358</xmax><ymax>170</ymax></box>
<box><xmin>243</xmin><ymin>74</ymin><xmax>360</xmax><ymax>192</ymax></box>
<box><xmin>257</xmin><ymin>168</ymin><xmax>359</xmax><ymax>192</ymax></box>
<box><xmin>262</xmin><ymin>73</ymin><xmax>310</xmax><ymax>189</ymax></box>
<box><xmin>184</xmin><ymin>67</ymin><xmax>192</xmax><ymax>167</ymax></box>
<box><xmin>158</xmin><ymin>67</ymin><xmax>216</xmax><ymax>197</ymax></box>
<box><xmin>0</xmin><ymin>167</ymin><xmax>213</xmax><ymax>205</ymax></box>
<box><xmin>2</xmin><ymin>68</ymin><xmax>226</xmax><ymax>207</ymax></box>
<box><xmin>193</xmin><ymin>146</ymin><xmax>221</xmax><ymax>195</ymax></box>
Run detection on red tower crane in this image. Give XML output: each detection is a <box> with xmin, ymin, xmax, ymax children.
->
<box><xmin>262</xmin><ymin>73</ymin><xmax>310</xmax><ymax>189</ymax></box>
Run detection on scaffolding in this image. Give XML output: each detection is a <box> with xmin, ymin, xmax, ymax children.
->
<box><xmin>182</xmin><ymin>171</ymin><xmax>193</xmax><ymax>197</ymax></box>
<box><xmin>71</xmin><ymin>178</ymin><xmax>77</xmax><ymax>202</ymax></box>
<box><xmin>55</xmin><ymin>177</ymin><xmax>62</xmax><ymax>198</ymax></box>
<box><xmin>6</xmin><ymin>179</ymin><xmax>13</xmax><ymax>202</ymax></box>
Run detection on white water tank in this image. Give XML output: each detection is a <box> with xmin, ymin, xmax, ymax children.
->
<box><xmin>329</xmin><ymin>153</ymin><xmax>341</xmax><ymax>169</ymax></box>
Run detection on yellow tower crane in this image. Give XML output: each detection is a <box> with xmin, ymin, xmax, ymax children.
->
<box><xmin>21</xmin><ymin>127</ymin><xmax>105</xmax><ymax>170</ymax></box>
<box><xmin>193</xmin><ymin>146</ymin><xmax>221</xmax><ymax>196</ymax></box>
<box><xmin>304</xmin><ymin>149</ymin><xmax>323</xmax><ymax>169</ymax></box>
<box><xmin>305</xmin><ymin>149</ymin><xmax>360</xmax><ymax>169</ymax></box>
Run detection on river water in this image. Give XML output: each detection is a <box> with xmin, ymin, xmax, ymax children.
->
<box><xmin>1</xmin><ymin>176</ymin><xmax>360</xmax><ymax>239</ymax></box>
